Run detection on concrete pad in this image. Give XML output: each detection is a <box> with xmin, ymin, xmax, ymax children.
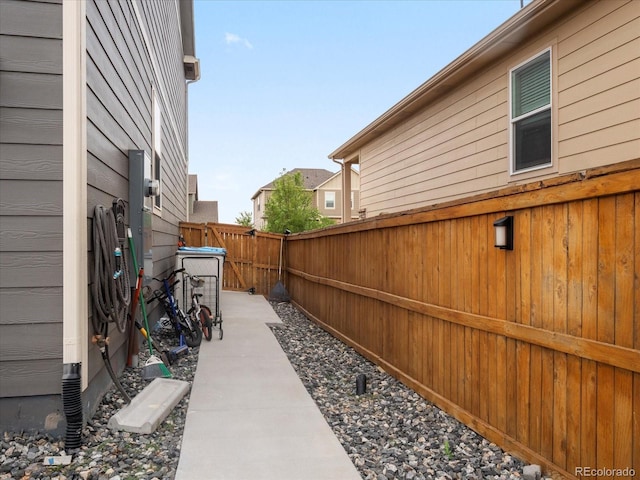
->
<box><xmin>108</xmin><ymin>378</ymin><xmax>189</xmax><ymax>434</ymax></box>
<box><xmin>188</xmin><ymin>357</ymin><xmax>313</xmax><ymax>409</ymax></box>
<box><xmin>198</xmin><ymin>323</ymin><xmax>282</xmax><ymax>359</ymax></box>
<box><xmin>175</xmin><ymin>291</ymin><xmax>361</xmax><ymax>480</ymax></box>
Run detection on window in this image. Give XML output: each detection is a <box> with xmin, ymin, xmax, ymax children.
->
<box><xmin>510</xmin><ymin>49</ymin><xmax>551</xmax><ymax>174</ymax></box>
<box><xmin>257</xmin><ymin>197</ymin><xmax>261</xmax><ymax>211</ymax></box>
<box><xmin>350</xmin><ymin>191</ymin><xmax>354</xmax><ymax>209</ymax></box>
<box><xmin>325</xmin><ymin>191</ymin><xmax>335</xmax><ymax>209</ymax></box>
<box><xmin>152</xmin><ymin>89</ymin><xmax>162</xmax><ymax>210</ymax></box>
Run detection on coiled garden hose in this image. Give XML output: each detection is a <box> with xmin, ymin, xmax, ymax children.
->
<box><xmin>90</xmin><ymin>201</ymin><xmax>132</xmax><ymax>403</ymax></box>
<box><xmin>91</xmin><ymin>203</ymin><xmax>131</xmax><ymax>334</ymax></box>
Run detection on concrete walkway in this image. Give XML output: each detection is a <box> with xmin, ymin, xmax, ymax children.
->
<box><xmin>174</xmin><ymin>291</ymin><xmax>362</xmax><ymax>480</ymax></box>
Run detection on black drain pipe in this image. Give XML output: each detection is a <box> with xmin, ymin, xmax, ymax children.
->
<box><xmin>62</xmin><ymin>362</ymin><xmax>82</xmax><ymax>450</ymax></box>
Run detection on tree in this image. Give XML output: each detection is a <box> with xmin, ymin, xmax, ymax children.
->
<box><xmin>235</xmin><ymin>211</ymin><xmax>253</xmax><ymax>227</ymax></box>
<box><xmin>264</xmin><ymin>171</ymin><xmax>335</xmax><ymax>233</ymax></box>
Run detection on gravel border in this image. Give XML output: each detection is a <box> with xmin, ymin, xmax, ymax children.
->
<box><xmin>1</xmin><ymin>325</ymin><xmax>196</xmax><ymax>480</ymax></box>
<box><xmin>2</xmin><ymin>301</ymin><xmax>529</xmax><ymax>480</ymax></box>
<box><xmin>269</xmin><ymin>301</ymin><xmax>527</xmax><ymax>480</ymax></box>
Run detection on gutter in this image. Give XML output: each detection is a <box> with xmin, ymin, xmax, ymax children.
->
<box><xmin>328</xmin><ymin>0</ymin><xmax>583</xmax><ymax>160</ymax></box>
<box><xmin>184</xmin><ymin>0</ymin><xmax>200</xmax><ymax>220</ymax></box>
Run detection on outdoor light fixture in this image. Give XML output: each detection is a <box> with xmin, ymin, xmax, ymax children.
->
<box><xmin>493</xmin><ymin>216</ymin><xmax>514</xmax><ymax>250</ymax></box>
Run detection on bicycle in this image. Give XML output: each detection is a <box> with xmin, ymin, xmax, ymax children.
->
<box><xmin>148</xmin><ymin>268</ymin><xmax>202</xmax><ymax>348</ymax></box>
<box><xmin>185</xmin><ymin>273</ymin><xmax>223</xmax><ymax>341</ymax></box>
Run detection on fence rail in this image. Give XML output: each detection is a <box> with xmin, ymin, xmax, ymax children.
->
<box><xmin>285</xmin><ymin>162</ymin><xmax>640</xmax><ymax>479</ymax></box>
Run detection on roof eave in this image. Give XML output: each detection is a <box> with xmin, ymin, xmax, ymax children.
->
<box><xmin>328</xmin><ymin>0</ymin><xmax>583</xmax><ymax>160</ymax></box>
<box><xmin>179</xmin><ymin>0</ymin><xmax>196</xmax><ymax>57</ymax></box>
<box><xmin>180</xmin><ymin>0</ymin><xmax>201</xmax><ymax>81</ymax></box>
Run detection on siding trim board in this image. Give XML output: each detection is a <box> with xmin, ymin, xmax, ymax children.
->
<box><xmin>62</xmin><ymin>0</ymin><xmax>88</xmax><ymax>374</ymax></box>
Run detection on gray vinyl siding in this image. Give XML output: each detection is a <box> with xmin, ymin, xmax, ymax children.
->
<box><xmin>85</xmin><ymin>0</ymin><xmax>148</xmax><ymax>386</ymax></box>
<box><xmin>85</xmin><ymin>0</ymin><xmax>189</xmax><ymax>384</ymax></box>
<box><xmin>0</xmin><ymin>0</ymin><xmax>63</xmax><ymax>401</ymax></box>
<box><xmin>0</xmin><ymin>0</ymin><xmax>190</xmax><ymax>432</ymax></box>
<box><xmin>137</xmin><ymin>0</ymin><xmax>188</xmax><ymax>273</ymax></box>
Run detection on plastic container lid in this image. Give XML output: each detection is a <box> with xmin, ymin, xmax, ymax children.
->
<box><xmin>177</xmin><ymin>246</ymin><xmax>227</xmax><ymax>255</ymax></box>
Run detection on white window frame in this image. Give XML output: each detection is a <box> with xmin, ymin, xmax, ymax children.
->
<box><xmin>325</xmin><ymin>191</ymin><xmax>335</xmax><ymax>209</ymax></box>
<box><xmin>509</xmin><ymin>48</ymin><xmax>553</xmax><ymax>176</ymax></box>
<box><xmin>152</xmin><ymin>89</ymin><xmax>162</xmax><ymax>212</ymax></box>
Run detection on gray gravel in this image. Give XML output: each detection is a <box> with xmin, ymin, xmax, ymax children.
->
<box><xmin>269</xmin><ymin>301</ymin><xmax>527</xmax><ymax>480</ymax></box>
<box><xmin>2</xmin><ymin>301</ymin><xmax>528</xmax><ymax>480</ymax></box>
<box><xmin>1</xmin><ymin>325</ymin><xmax>195</xmax><ymax>480</ymax></box>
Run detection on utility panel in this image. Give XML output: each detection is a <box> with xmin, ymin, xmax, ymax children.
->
<box><xmin>128</xmin><ymin>150</ymin><xmax>158</xmax><ymax>283</ymax></box>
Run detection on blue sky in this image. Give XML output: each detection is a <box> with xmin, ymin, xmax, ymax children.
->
<box><xmin>188</xmin><ymin>0</ymin><xmax>531</xmax><ymax>224</ymax></box>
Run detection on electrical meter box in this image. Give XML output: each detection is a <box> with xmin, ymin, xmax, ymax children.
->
<box><xmin>128</xmin><ymin>149</ymin><xmax>156</xmax><ymax>283</ymax></box>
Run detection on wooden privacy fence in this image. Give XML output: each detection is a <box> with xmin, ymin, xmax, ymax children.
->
<box><xmin>179</xmin><ymin>222</ymin><xmax>284</xmax><ymax>296</ymax></box>
<box><xmin>285</xmin><ymin>162</ymin><xmax>639</xmax><ymax>479</ymax></box>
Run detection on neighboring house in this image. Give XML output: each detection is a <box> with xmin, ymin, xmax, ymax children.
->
<box><xmin>0</xmin><ymin>0</ymin><xmax>199</xmax><ymax>435</ymax></box>
<box><xmin>251</xmin><ymin>167</ymin><xmax>360</xmax><ymax>230</ymax></box>
<box><xmin>188</xmin><ymin>173</ymin><xmax>219</xmax><ymax>223</ymax></box>
<box><xmin>314</xmin><ymin>167</ymin><xmax>360</xmax><ymax>223</ymax></box>
<box><xmin>329</xmin><ymin>0</ymin><xmax>640</xmax><ymax>219</ymax></box>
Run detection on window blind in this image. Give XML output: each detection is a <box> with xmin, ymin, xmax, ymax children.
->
<box><xmin>513</xmin><ymin>51</ymin><xmax>550</xmax><ymax>118</ymax></box>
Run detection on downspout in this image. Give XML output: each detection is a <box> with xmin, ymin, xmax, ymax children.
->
<box><xmin>185</xmin><ymin>78</ymin><xmax>198</xmax><ymax>222</ymax></box>
<box><xmin>62</xmin><ymin>0</ymin><xmax>88</xmax><ymax>449</ymax></box>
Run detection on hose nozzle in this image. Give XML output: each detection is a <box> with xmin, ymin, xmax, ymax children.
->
<box><xmin>113</xmin><ymin>247</ymin><xmax>122</xmax><ymax>279</ymax></box>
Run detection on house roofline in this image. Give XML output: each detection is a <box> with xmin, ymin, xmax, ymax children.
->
<box><xmin>314</xmin><ymin>166</ymin><xmax>360</xmax><ymax>190</ymax></box>
<box><xmin>251</xmin><ymin>187</ymin><xmax>272</xmax><ymax>201</ymax></box>
<box><xmin>251</xmin><ymin>168</ymin><xmax>336</xmax><ymax>199</ymax></box>
<box><xmin>328</xmin><ymin>0</ymin><xmax>583</xmax><ymax>160</ymax></box>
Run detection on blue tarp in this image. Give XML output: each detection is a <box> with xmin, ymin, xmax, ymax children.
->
<box><xmin>177</xmin><ymin>246</ymin><xmax>226</xmax><ymax>256</ymax></box>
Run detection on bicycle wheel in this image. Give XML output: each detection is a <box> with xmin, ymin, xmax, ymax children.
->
<box><xmin>199</xmin><ymin>305</ymin><xmax>213</xmax><ymax>341</ymax></box>
<box><xmin>182</xmin><ymin>317</ymin><xmax>203</xmax><ymax>347</ymax></box>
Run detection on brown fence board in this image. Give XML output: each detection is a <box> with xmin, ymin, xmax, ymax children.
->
<box><xmin>636</xmin><ymin>193</ymin><xmax>640</xmax><ymax>353</ymax></box>
<box><xmin>529</xmin><ymin>344</ymin><xmax>542</xmax><ymax>451</ymax></box>
<box><xmin>598</xmin><ymin>196</ymin><xmax>616</xmax><ymax>345</ymax></box>
<box><xmin>553</xmin><ymin>351</ymin><xmax>567</xmax><ymax>470</ymax></box>
<box><xmin>285</xmin><ymin>163</ymin><xmax>640</xmax><ymax>478</ymax></box>
<box><xmin>633</xmin><ymin>374</ymin><xmax>639</xmax><ymax>468</ymax></box>
<box><xmin>581</xmin><ymin>359</ymin><xmax>597</xmax><ymax>470</ymax></box>
<box><xmin>596</xmin><ymin>364</ymin><xmax>615</xmax><ymax>474</ymax></box>
<box><xmin>567</xmin><ymin>201</ymin><xmax>583</xmax><ymax>338</ymax></box>
<box><xmin>616</xmin><ymin>194</ymin><xmax>634</xmax><ymax>348</ymax></box>
<box><xmin>505</xmin><ymin>338</ymin><xmax>518</xmax><ymax>439</ymax></box>
<box><xmin>614</xmin><ymin>369</ymin><xmax>633</xmax><ymax>470</ymax></box>
<box><xmin>565</xmin><ymin>355</ymin><xmax>581</xmax><ymax>472</ymax></box>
